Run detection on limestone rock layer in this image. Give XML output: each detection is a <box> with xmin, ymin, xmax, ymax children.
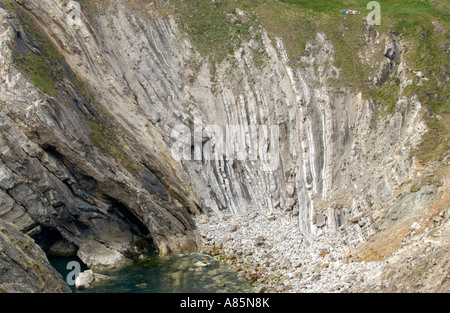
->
<box><xmin>0</xmin><ymin>0</ymin><xmax>448</xmax><ymax>292</ymax></box>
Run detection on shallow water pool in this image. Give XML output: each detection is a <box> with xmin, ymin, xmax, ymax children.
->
<box><xmin>49</xmin><ymin>250</ymin><xmax>254</xmax><ymax>293</ymax></box>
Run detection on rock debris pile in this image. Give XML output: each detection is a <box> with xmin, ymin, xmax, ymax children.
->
<box><xmin>195</xmin><ymin>211</ymin><xmax>380</xmax><ymax>293</ymax></box>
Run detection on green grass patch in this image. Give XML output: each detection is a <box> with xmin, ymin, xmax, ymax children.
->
<box><xmin>2</xmin><ymin>0</ymin><xmax>64</xmax><ymax>61</ymax></box>
<box><xmin>369</xmin><ymin>77</ymin><xmax>401</xmax><ymax>115</ymax></box>
<box><xmin>13</xmin><ymin>52</ymin><xmax>58</xmax><ymax>96</ymax></box>
<box><xmin>4</xmin><ymin>0</ymin><xmax>65</xmax><ymax>96</ymax></box>
<box><xmin>169</xmin><ymin>1</ymin><xmax>262</xmax><ymax>68</ymax></box>
<box><xmin>412</xmin><ymin>115</ymin><xmax>450</xmax><ymax>163</ymax></box>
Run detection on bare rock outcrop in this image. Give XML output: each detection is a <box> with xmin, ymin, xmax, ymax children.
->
<box><xmin>0</xmin><ymin>0</ymin><xmax>199</xmax><ymax>265</ymax></box>
<box><xmin>0</xmin><ymin>219</ymin><xmax>71</xmax><ymax>293</ymax></box>
<box><xmin>0</xmin><ymin>0</ymin><xmax>447</xmax><ymax>293</ymax></box>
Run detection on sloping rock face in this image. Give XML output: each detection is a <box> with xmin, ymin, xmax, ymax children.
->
<box><xmin>0</xmin><ymin>0</ymin><xmax>448</xmax><ymax>292</ymax></box>
<box><xmin>0</xmin><ymin>219</ymin><xmax>70</xmax><ymax>292</ymax></box>
<box><xmin>0</xmin><ymin>0</ymin><xmax>200</xmax><ymax>263</ymax></box>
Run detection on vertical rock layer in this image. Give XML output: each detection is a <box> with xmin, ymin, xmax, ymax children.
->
<box><xmin>0</xmin><ymin>0</ymin><xmax>448</xmax><ymax>292</ymax></box>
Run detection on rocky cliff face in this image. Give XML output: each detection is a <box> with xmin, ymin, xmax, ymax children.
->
<box><xmin>0</xmin><ymin>219</ymin><xmax>70</xmax><ymax>292</ymax></box>
<box><xmin>0</xmin><ymin>0</ymin><xmax>448</xmax><ymax>292</ymax></box>
<box><xmin>1</xmin><ymin>0</ymin><xmax>201</xmax><ymax>264</ymax></box>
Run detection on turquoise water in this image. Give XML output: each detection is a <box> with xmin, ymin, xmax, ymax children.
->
<box><xmin>49</xmin><ymin>250</ymin><xmax>254</xmax><ymax>293</ymax></box>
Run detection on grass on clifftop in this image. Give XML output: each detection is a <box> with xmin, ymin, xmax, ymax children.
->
<box><xmin>167</xmin><ymin>0</ymin><xmax>449</xmax><ymax>164</ymax></box>
<box><xmin>6</xmin><ymin>0</ymin><xmax>449</xmax><ymax>164</ymax></box>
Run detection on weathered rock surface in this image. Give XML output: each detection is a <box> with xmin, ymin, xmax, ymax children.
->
<box><xmin>0</xmin><ymin>0</ymin><xmax>199</xmax><ymax>265</ymax></box>
<box><xmin>0</xmin><ymin>0</ymin><xmax>447</xmax><ymax>293</ymax></box>
<box><xmin>0</xmin><ymin>219</ymin><xmax>71</xmax><ymax>293</ymax></box>
<box><xmin>75</xmin><ymin>269</ymin><xmax>109</xmax><ymax>290</ymax></box>
<box><xmin>76</xmin><ymin>241</ymin><xmax>129</xmax><ymax>271</ymax></box>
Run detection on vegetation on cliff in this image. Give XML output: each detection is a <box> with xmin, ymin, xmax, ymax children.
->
<box><xmin>170</xmin><ymin>0</ymin><xmax>449</xmax><ymax>164</ymax></box>
<box><xmin>29</xmin><ymin>0</ymin><xmax>447</xmax><ymax>164</ymax></box>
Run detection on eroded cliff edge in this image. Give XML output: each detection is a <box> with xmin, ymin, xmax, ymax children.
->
<box><xmin>0</xmin><ymin>0</ymin><xmax>448</xmax><ymax>292</ymax></box>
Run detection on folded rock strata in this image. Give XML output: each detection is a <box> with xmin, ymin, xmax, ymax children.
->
<box><xmin>0</xmin><ymin>0</ymin><xmax>447</xmax><ymax>292</ymax></box>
